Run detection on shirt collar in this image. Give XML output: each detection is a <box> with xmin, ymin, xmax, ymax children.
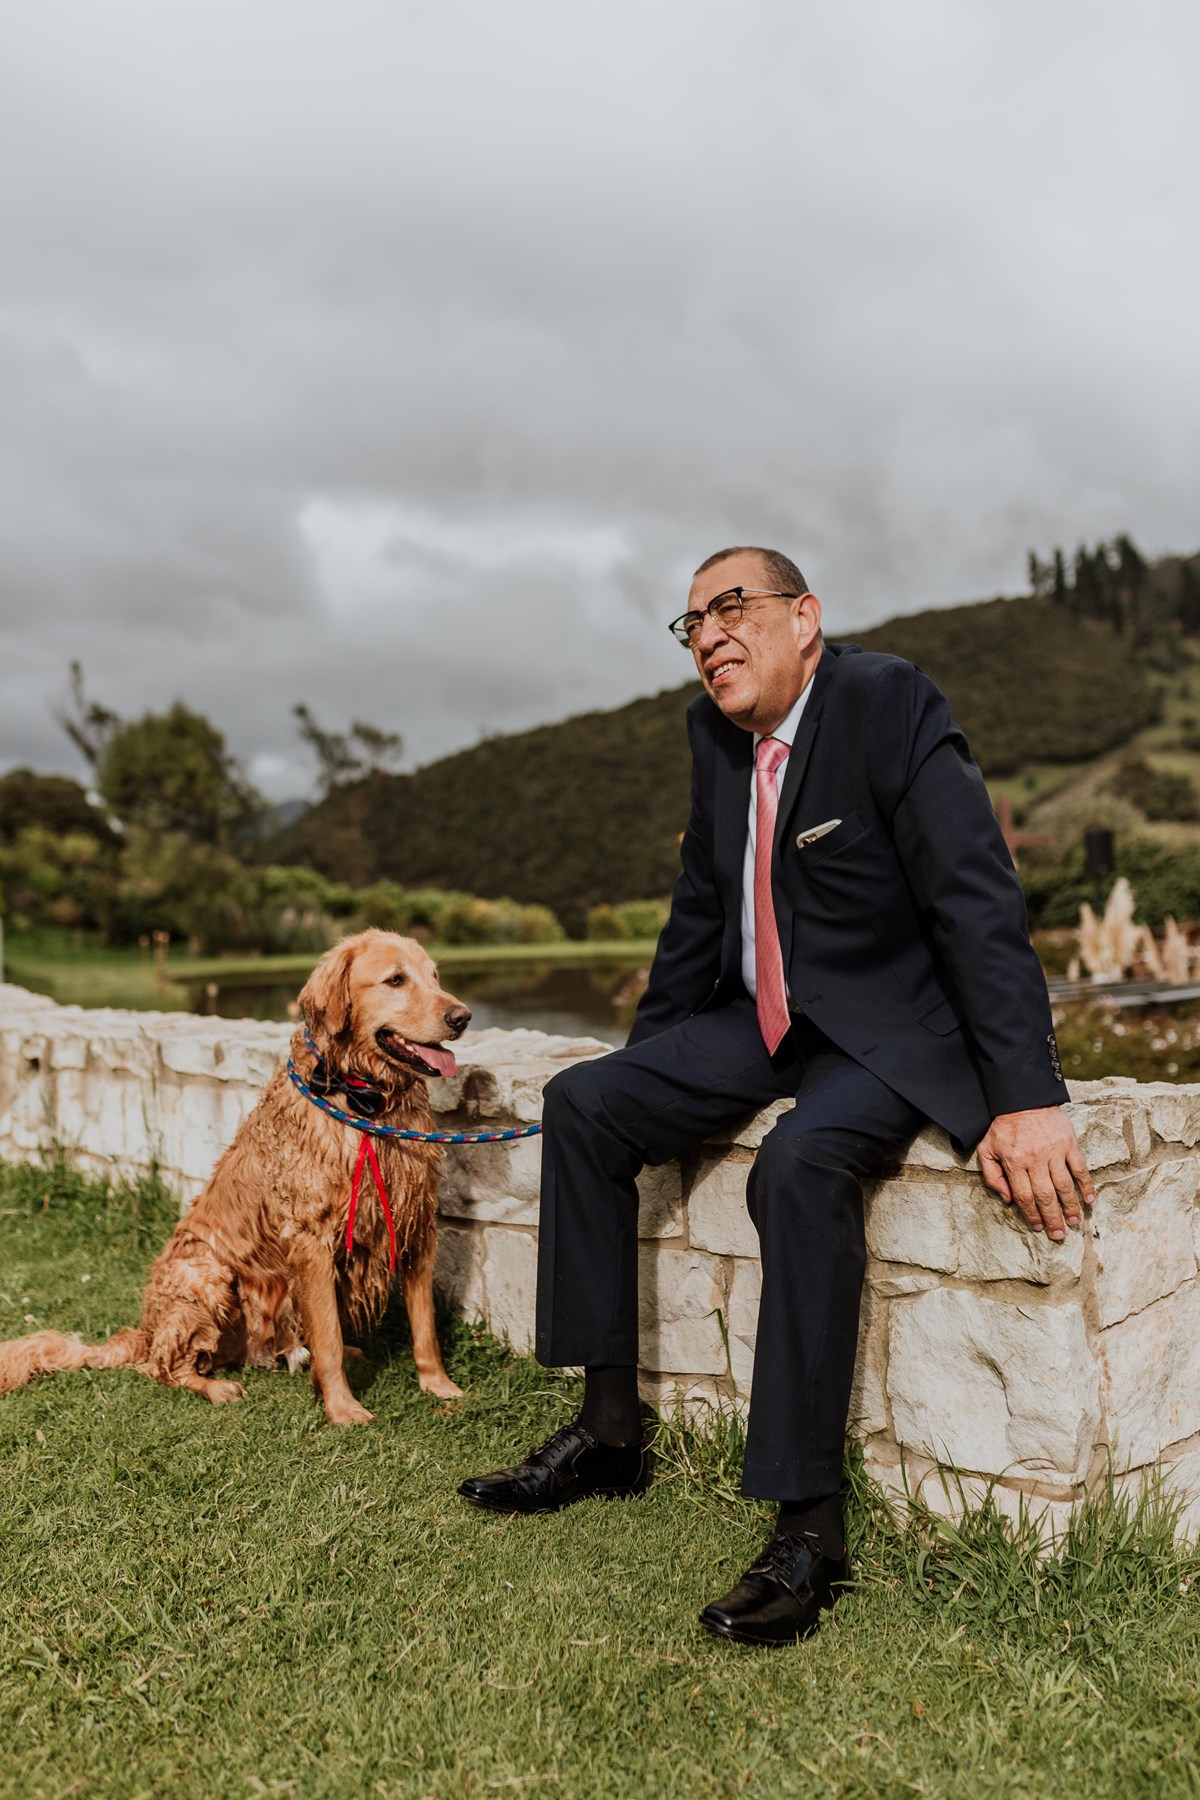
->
<box><xmin>755</xmin><ymin>674</ymin><xmax>814</xmax><ymax>754</ymax></box>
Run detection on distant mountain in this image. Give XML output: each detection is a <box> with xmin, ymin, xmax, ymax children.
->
<box><xmin>268</xmin><ymin>582</ymin><xmax>1177</xmax><ymax>930</ymax></box>
<box><xmin>255</xmin><ymin>798</ymin><xmax>311</xmax><ymax>837</ymax></box>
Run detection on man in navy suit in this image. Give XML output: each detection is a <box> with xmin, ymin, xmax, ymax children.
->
<box><xmin>460</xmin><ymin>545</ymin><xmax>1095</xmax><ymax>1645</ymax></box>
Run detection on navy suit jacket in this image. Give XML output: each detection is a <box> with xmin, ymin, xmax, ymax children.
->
<box><xmin>628</xmin><ymin>642</ymin><xmax>1067</xmax><ymax>1154</ymax></box>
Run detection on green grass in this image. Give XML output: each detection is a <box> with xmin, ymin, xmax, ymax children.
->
<box><xmin>3</xmin><ymin>1159</ymin><xmax>1200</xmax><ymax>1798</ymax></box>
<box><xmin>168</xmin><ymin>938</ymin><xmax>659</xmax><ymax>986</ymax></box>
<box><xmin>2</xmin><ymin>926</ymin><xmax>189</xmax><ymax>1013</ymax></box>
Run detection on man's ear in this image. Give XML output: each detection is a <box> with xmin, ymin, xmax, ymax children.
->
<box><xmin>796</xmin><ymin>591</ymin><xmax>822</xmax><ymax>650</ymax></box>
<box><xmin>299</xmin><ymin>939</ymin><xmax>356</xmax><ymax>1054</ymax></box>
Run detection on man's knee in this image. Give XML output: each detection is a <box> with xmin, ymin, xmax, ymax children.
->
<box><xmin>753</xmin><ymin>1120</ymin><xmax>856</xmax><ymax>1187</ymax></box>
<box><xmin>543</xmin><ymin>1054</ymin><xmax>620</xmax><ymax>1127</ymax></box>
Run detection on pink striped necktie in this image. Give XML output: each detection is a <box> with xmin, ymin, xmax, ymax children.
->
<box><xmin>754</xmin><ymin>735</ymin><xmax>791</xmax><ymax>1055</ymax></box>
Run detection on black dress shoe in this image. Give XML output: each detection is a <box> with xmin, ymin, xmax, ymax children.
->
<box><xmin>458</xmin><ymin>1418</ymin><xmax>648</xmax><ymax>1514</ymax></box>
<box><xmin>699</xmin><ymin>1531</ymin><xmax>850</xmax><ymax>1646</ymax></box>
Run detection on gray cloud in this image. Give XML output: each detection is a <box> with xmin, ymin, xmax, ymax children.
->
<box><xmin>2</xmin><ymin>0</ymin><xmax>1198</xmax><ymax>797</ymax></box>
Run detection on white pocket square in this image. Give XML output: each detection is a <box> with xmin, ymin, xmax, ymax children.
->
<box><xmin>796</xmin><ymin>818</ymin><xmax>843</xmax><ymax>849</ymax></box>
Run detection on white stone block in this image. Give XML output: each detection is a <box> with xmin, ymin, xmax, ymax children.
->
<box><xmin>637</xmin><ymin>1246</ymin><xmax>729</xmax><ymax>1375</ymax></box>
<box><xmin>955</xmin><ymin>1186</ymin><xmax>1085</xmax><ymax>1286</ymax></box>
<box><xmin>1148</xmin><ymin>1092</ymin><xmax>1200</xmax><ymax>1149</ymax></box>
<box><xmin>1066</xmin><ymin>1103</ymin><xmax>1132</xmax><ymax>1171</ymax></box>
<box><xmin>887</xmin><ymin>1287</ymin><xmax>1099</xmax><ymax>1485</ymax></box>
<box><xmin>637</xmin><ymin>1162</ymin><xmax>684</xmax><ymax>1240</ymax></box>
<box><xmin>1093</xmin><ymin>1161</ymin><xmax>1198</xmax><ymax>1328</ymax></box>
<box><xmin>47</xmin><ymin>1031</ymin><xmax>90</xmax><ymax>1072</ymax></box>
<box><xmin>453</xmin><ymin>1030</ymin><xmax>612</xmax><ymax>1123</ymax></box>
<box><xmin>637</xmin><ymin>1374</ymin><xmax>732</xmax><ymax>1423</ymax></box>
<box><xmin>1159</xmin><ymin>1447</ymin><xmax>1200</xmax><ymax>1544</ymax></box>
<box><xmin>705</xmin><ymin>1098</ymin><xmax>792</xmax><ymax>1151</ymax></box>
<box><xmin>849</xmin><ymin>1282</ymin><xmax>889</xmax><ymax>1437</ymax></box>
<box><xmin>865</xmin><ymin>1177</ymin><xmax>959</xmax><ymax>1273</ymax></box>
<box><xmin>1113</xmin><ymin>1448</ymin><xmax>1200</xmax><ymax>1543</ymax></box>
<box><xmin>208</xmin><ymin>1034</ymin><xmax>288</xmax><ymax>1087</ymax></box>
<box><xmin>905</xmin><ymin>1128</ymin><xmax>979</xmax><ymax>1173</ymax></box>
<box><xmin>434</xmin><ymin>1222</ymin><xmax>487</xmax><ymax>1323</ymax></box>
<box><xmin>913</xmin><ymin>1467</ymin><xmax>1077</xmax><ymax>1545</ymax></box>
<box><xmin>869</xmin><ymin>1272</ymin><xmax>940</xmax><ymax>1298</ymax></box>
<box><xmin>724</xmin><ymin>1256</ymin><xmax>761</xmax><ymax>1394</ymax></box>
<box><xmin>1100</xmin><ymin>1279</ymin><xmax>1200</xmax><ymax>1469</ymax></box>
<box><xmin>687</xmin><ymin>1152</ymin><xmax>757</xmax><ymax>1258</ymax></box>
<box><xmin>478</xmin><ymin>1227</ymin><xmax>539</xmax><ymax>1353</ymax></box>
<box><xmin>438</xmin><ymin>1136</ymin><xmax>542</xmax><ymax>1226</ymax></box>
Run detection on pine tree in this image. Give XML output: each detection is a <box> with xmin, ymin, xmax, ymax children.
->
<box><xmin>1052</xmin><ymin>547</ymin><xmax>1068</xmax><ymax>608</ymax></box>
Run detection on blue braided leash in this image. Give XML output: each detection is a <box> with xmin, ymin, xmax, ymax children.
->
<box><xmin>286</xmin><ymin>1031</ymin><xmax>542</xmax><ymax>1145</ymax></box>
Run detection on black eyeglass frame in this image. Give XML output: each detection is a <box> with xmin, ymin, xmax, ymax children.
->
<box><xmin>667</xmin><ymin>586</ymin><xmax>803</xmax><ymax>646</ymax></box>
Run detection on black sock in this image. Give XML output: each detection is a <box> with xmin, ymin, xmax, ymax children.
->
<box><xmin>578</xmin><ymin>1365</ymin><xmax>641</xmax><ymax>1448</ymax></box>
<box><xmin>776</xmin><ymin>1495</ymin><xmax>845</xmax><ymax>1559</ymax></box>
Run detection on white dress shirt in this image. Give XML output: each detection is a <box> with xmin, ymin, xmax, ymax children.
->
<box><xmin>740</xmin><ymin>680</ymin><xmax>815</xmax><ymax>1000</ymax></box>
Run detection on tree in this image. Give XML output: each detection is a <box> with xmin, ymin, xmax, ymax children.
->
<box><xmin>1052</xmin><ymin>547</ymin><xmax>1068</xmax><ymax>607</ymax></box>
<box><xmin>292</xmin><ymin>704</ymin><xmax>404</xmax><ymax>794</ymax></box>
<box><xmin>96</xmin><ymin>702</ymin><xmax>262</xmax><ymax>845</ymax></box>
<box><xmin>1179</xmin><ymin>562</ymin><xmax>1200</xmax><ymax>637</ymax></box>
<box><xmin>1114</xmin><ymin>533</ymin><xmax>1148</xmax><ymax>641</ymax></box>
<box><xmin>0</xmin><ymin>769</ymin><xmax>117</xmax><ymax>846</ymax></box>
<box><xmin>56</xmin><ymin>661</ymin><xmax>120</xmax><ymax>768</ymax></box>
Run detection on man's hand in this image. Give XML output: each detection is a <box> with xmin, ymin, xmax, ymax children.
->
<box><xmin>977</xmin><ymin>1107</ymin><xmax>1097</xmax><ymax>1242</ymax></box>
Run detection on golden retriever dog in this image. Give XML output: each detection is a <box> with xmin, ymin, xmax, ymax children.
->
<box><xmin>0</xmin><ymin>930</ymin><xmax>471</xmax><ymax>1425</ymax></box>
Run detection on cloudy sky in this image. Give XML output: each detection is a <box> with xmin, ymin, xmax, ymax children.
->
<box><xmin>2</xmin><ymin>0</ymin><xmax>1198</xmax><ymax>800</ymax></box>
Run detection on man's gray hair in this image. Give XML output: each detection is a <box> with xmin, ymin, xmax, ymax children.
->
<box><xmin>693</xmin><ymin>545</ymin><xmax>810</xmax><ymax>596</ymax></box>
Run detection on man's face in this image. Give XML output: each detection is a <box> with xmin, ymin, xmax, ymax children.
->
<box><xmin>686</xmin><ymin>553</ymin><xmax>822</xmax><ymax>734</ymax></box>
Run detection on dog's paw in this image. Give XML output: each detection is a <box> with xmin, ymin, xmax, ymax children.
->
<box><xmin>342</xmin><ymin>1345</ymin><xmax>366</xmax><ymax>1363</ymax></box>
<box><xmin>323</xmin><ymin>1397</ymin><xmax>376</xmax><ymax>1427</ymax></box>
<box><xmin>206</xmin><ymin>1379</ymin><xmax>246</xmax><ymax>1406</ymax></box>
<box><xmin>419</xmin><ymin>1371</ymin><xmax>464</xmax><ymax>1400</ymax></box>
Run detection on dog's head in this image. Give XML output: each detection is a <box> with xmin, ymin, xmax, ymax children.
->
<box><xmin>298</xmin><ymin>929</ymin><xmax>471</xmax><ymax>1084</ymax></box>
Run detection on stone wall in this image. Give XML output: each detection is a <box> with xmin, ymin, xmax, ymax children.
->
<box><xmin>3</xmin><ymin>981</ymin><xmax>1200</xmax><ymax>1537</ymax></box>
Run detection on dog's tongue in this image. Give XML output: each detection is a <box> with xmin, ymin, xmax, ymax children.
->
<box><xmin>420</xmin><ymin>1043</ymin><xmax>458</xmax><ymax>1079</ymax></box>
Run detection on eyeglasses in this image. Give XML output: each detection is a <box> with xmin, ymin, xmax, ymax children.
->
<box><xmin>667</xmin><ymin>587</ymin><xmax>802</xmax><ymax>647</ymax></box>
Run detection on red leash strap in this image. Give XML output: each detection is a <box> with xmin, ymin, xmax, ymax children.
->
<box><xmin>346</xmin><ymin>1135</ymin><xmax>398</xmax><ymax>1272</ymax></box>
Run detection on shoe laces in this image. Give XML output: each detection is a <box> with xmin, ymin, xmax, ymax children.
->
<box><xmin>755</xmin><ymin>1530</ymin><xmax>820</xmax><ymax>1590</ymax></box>
<box><xmin>530</xmin><ymin>1419</ymin><xmax>596</xmax><ymax>1468</ymax></box>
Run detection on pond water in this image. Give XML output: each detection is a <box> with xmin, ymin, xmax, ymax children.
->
<box><xmin>187</xmin><ymin>958</ymin><xmax>641</xmax><ymax>1047</ymax></box>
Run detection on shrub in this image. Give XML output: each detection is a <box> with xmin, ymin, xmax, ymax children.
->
<box><xmin>0</xmin><ymin>826</ymin><xmax>116</xmax><ymax>931</ymax></box>
<box><xmin>1020</xmin><ymin>837</ymin><xmax>1200</xmax><ymax>931</ymax></box>
<box><xmin>586</xmin><ymin>898</ymin><xmax>670</xmax><ymax>940</ymax></box>
<box><xmin>1107</xmin><ymin>756</ymin><xmax>1200</xmax><ymax>822</ymax></box>
<box><xmin>355</xmin><ymin>880</ymin><xmax>413</xmax><ymax>933</ymax></box>
<box><xmin>514</xmin><ymin>903</ymin><xmax>565</xmax><ymax>944</ymax></box>
<box><xmin>436</xmin><ymin>896</ymin><xmax>503</xmax><ymax>945</ymax></box>
<box><xmin>586</xmin><ymin>904</ymin><xmax>625</xmax><ymax>941</ymax></box>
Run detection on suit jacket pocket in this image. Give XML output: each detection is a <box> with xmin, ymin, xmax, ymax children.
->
<box><xmin>796</xmin><ymin>809</ymin><xmax>867</xmax><ymax>866</ymax></box>
<box><xmin>920</xmin><ymin>998</ymin><xmax>961</xmax><ymax>1036</ymax></box>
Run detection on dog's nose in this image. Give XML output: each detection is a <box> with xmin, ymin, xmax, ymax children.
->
<box><xmin>444</xmin><ymin>1005</ymin><xmax>471</xmax><ymax>1038</ymax></box>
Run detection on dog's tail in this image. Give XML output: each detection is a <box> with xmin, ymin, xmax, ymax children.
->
<box><xmin>0</xmin><ymin>1326</ymin><xmax>149</xmax><ymax>1395</ymax></box>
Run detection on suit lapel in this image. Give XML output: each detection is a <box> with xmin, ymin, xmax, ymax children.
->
<box><xmin>713</xmin><ymin>721</ymin><xmax>752</xmax><ymax>905</ymax></box>
<box><xmin>772</xmin><ymin>645</ymin><xmax>839</xmax><ymax>857</ymax></box>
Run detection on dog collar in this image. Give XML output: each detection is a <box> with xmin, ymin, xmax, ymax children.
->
<box><xmin>302</xmin><ymin>1027</ymin><xmax>387</xmax><ymax>1120</ymax></box>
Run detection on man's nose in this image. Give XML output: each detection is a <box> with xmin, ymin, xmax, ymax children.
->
<box><xmin>444</xmin><ymin>1004</ymin><xmax>472</xmax><ymax>1038</ymax></box>
<box><xmin>693</xmin><ymin>610</ymin><xmax>728</xmax><ymax>656</ymax></box>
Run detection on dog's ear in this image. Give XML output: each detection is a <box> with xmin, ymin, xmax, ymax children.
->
<box><xmin>299</xmin><ymin>940</ymin><xmax>356</xmax><ymax>1052</ymax></box>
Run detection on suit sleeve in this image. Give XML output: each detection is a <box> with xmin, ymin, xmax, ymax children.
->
<box><xmin>867</xmin><ymin>660</ymin><xmax>1066</xmax><ymax>1118</ymax></box>
<box><xmin>627</xmin><ymin>707</ymin><xmax>725</xmax><ymax>1047</ymax></box>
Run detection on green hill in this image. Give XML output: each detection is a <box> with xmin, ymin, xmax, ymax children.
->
<box><xmin>270</xmin><ymin>581</ymin><xmax>1178</xmax><ymax>930</ymax></box>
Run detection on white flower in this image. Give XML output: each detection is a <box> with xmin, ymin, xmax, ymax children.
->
<box><xmin>23</xmin><ymin>1314</ymin><xmax>36</xmax><ymax>1325</ymax></box>
<box><xmin>80</xmin><ymin>1274</ymin><xmax>91</xmax><ymax>1284</ymax></box>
